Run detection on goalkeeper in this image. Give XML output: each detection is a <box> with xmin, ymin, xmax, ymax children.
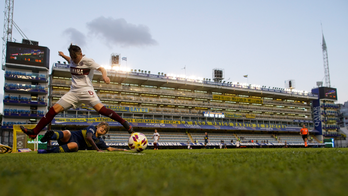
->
<box><xmin>39</xmin><ymin>122</ymin><xmax>127</xmax><ymax>153</ymax></box>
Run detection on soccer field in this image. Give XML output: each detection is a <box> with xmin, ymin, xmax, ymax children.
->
<box><xmin>1</xmin><ymin>148</ymin><xmax>347</xmax><ymax>196</ymax></box>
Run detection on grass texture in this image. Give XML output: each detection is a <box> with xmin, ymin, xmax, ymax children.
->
<box><xmin>1</xmin><ymin>148</ymin><xmax>348</xmax><ymax>196</ymax></box>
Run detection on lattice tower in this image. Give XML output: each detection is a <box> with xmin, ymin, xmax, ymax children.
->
<box><xmin>322</xmin><ymin>33</ymin><xmax>331</xmax><ymax>87</ymax></box>
<box><xmin>1</xmin><ymin>0</ymin><xmax>14</xmax><ymax>70</ymax></box>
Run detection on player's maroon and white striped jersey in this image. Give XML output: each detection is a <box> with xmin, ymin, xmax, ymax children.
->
<box><xmin>153</xmin><ymin>132</ymin><xmax>160</xmax><ymax>142</ymax></box>
<box><xmin>69</xmin><ymin>56</ymin><xmax>101</xmax><ymax>90</ymax></box>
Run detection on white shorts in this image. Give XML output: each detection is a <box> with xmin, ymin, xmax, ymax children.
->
<box><xmin>57</xmin><ymin>89</ymin><xmax>101</xmax><ymax>109</ymax></box>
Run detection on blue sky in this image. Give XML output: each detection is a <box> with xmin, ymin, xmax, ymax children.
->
<box><xmin>0</xmin><ymin>0</ymin><xmax>347</xmax><ymax>112</ymax></box>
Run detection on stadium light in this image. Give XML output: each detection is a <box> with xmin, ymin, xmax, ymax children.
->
<box><xmin>102</xmin><ymin>64</ymin><xmax>131</xmax><ymax>72</ymax></box>
<box><xmin>101</xmin><ymin>64</ymin><xmax>112</xmax><ymax>70</ymax></box>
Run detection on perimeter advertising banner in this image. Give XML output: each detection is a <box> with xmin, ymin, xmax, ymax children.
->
<box><xmin>312</xmin><ymin>99</ymin><xmax>322</xmax><ymax>135</ymax></box>
<box><xmin>52</xmin><ymin>118</ymin><xmax>306</xmax><ymax>132</ymax></box>
<box><xmin>80</xmin><ymin>105</ymin><xmax>149</xmax><ymax>113</ymax></box>
<box><xmin>212</xmin><ymin>95</ymin><xmax>263</xmax><ymax>104</ymax></box>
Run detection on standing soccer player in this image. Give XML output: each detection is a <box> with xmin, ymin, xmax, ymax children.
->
<box><xmin>300</xmin><ymin>124</ymin><xmax>309</xmax><ymax>147</ymax></box>
<box><xmin>152</xmin><ymin>129</ymin><xmax>160</xmax><ymax>150</ymax></box>
<box><xmin>20</xmin><ymin>44</ymin><xmax>133</xmax><ymax>139</ymax></box>
<box><xmin>187</xmin><ymin>140</ymin><xmax>192</xmax><ymax>150</ymax></box>
<box><xmin>204</xmin><ymin>132</ymin><xmax>210</xmax><ymax>148</ymax></box>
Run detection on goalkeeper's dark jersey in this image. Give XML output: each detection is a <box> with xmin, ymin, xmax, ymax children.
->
<box><xmin>64</xmin><ymin>126</ymin><xmax>109</xmax><ymax>150</ymax></box>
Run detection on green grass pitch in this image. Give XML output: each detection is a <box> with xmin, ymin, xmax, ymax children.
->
<box><xmin>1</xmin><ymin>148</ymin><xmax>348</xmax><ymax>196</ymax></box>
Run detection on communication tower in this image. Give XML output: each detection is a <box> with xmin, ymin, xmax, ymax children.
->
<box><xmin>322</xmin><ymin>31</ymin><xmax>331</xmax><ymax>87</ymax></box>
<box><xmin>2</xmin><ymin>0</ymin><xmax>14</xmax><ymax>70</ymax></box>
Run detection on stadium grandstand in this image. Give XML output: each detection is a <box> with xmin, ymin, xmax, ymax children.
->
<box><xmin>46</xmin><ymin>62</ymin><xmax>327</xmax><ymax>148</ymax></box>
<box><xmin>1</xmin><ymin>39</ymin><xmax>341</xmax><ymax>149</ymax></box>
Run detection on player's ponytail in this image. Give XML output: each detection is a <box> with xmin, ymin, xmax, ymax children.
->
<box><xmin>68</xmin><ymin>44</ymin><xmax>81</xmax><ymax>59</ymax></box>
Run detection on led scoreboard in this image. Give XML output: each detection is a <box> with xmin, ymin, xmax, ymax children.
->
<box><xmin>312</xmin><ymin>87</ymin><xmax>337</xmax><ymax>101</ymax></box>
<box><xmin>319</xmin><ymin>87</ymin><xmax>337</xmax><ymax>100</ymax></box>
<box><xmin>6</xmin><ymin>42</ymin><xmax>50</xmax><ymax>69</ymax></box>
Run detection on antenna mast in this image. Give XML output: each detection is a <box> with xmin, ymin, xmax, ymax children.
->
<box><xmin>321</xmin><ymin>26</ymin><xmax>331</xmax><ymax>87</ymax></box>
<box><xmin>2</xmin><ymin>0</ymin><xmax>14</xmax><ymax>69</ymax></box>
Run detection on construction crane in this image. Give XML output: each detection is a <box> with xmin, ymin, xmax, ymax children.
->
<box><xmin>322</xmin><ymin>31</ymin><xmax>331</xmax><ymax>87</ymax></box>
<box><xmin>2</xmin><ymin>0</ymin><xmax>14</xmax><ymax>70</ymax></box>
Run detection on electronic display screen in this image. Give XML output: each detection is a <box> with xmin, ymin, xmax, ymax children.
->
<box><xmin>6</xmin><ymin>42</ymin><xmax>50</xmax><ymax>68</ymax></box>
<box><xmin>319</xmin><ymin>87</ymin><xmax>337</xmax><ymax>100</ymax></box>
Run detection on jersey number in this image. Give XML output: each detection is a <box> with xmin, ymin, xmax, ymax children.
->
<box><xmin>88</xmin><ymin>91</ymin><xmax>94</xmax><ymax>95</ymax></box>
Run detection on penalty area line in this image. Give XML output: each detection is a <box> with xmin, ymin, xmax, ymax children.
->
<box><xmin>121</xmin><ymin>152</ymin><xmax>145</xmax><ymax>155</ymax></box>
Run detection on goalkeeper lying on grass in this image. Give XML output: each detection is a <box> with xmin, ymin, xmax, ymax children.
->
<box><xmin>37</xmin><ymin>122</ymin><xmax>128</xmax><ymax>153</ymax></box>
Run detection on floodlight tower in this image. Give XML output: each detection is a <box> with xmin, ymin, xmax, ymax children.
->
<box><xmin>212</xmin><ymin>69</ymin><xmax>224</xmax><ymax>83</ymax></box>
<box><xmin>322</xmin><ymin>32</ymin><xmax>331</xmax><ymax>87</ymax></box>
<box><xmin>111</xmin><ymin>53</ymin><xmax>120</xmax><ymax>67</ymax></box>
<box><xmin>2</xmin><ymin>0</ymin><xmax>14</xmax><ymax>70</ymax></box>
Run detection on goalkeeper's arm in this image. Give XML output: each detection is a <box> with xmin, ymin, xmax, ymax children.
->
<box><xmin>106</xmin><ymin>147</ymin><xmax>128</xmax><ymax>151</ymax></box>
<box><xmin>86</xmin><ymin>132</ymin><xmax>103</xmax><ymax>152</ymax></box>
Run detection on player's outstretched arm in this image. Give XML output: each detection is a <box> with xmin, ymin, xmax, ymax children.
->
<box><xmin>106</xmin><ymin>147</ymin><xmax>129</xmax><ymax>151</ymax></box>
<box><xmin>58</xmin><ymin>51</ymin><xmax>71</xmax><ymax>63</ymax></box>
<box><xmin>86</xmin><ymin>132</ymin><xmax>103</xmax><ymax>152</ymax></box>
<box><xmin>97</xmin><ymin>67</ymin><xmax>110</xmax><ymax>84</ymax></box>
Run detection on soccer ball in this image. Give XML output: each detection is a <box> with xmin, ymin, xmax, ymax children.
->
<box><xmin>128</xmin><ymin>132</ymin><xmax>148</xmax><ymax>152</ymax></box>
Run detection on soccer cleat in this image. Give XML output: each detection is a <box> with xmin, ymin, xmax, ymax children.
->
<box><xmin>38</xmin><ymin>149</ymin><xmax>56</xmax><ymax>154</ymax></box>
<box><xmin>20</xmin><ymin>126</ymin><xmax>37</xmax><ymax>139</ymax></box>
<box><xmin>40</xmin><ymin>130</ymin><xmax>54</xmax><ymax>143</ymax></box>
<box><xmin>37</xmin><ymin>149</ymin><xmax>48</xmax><ymax>154</ymax></box>
<box><xmin>122</xmin><ymin>121</ymin><xmax>134</xmax><ymax>134</ymax></box>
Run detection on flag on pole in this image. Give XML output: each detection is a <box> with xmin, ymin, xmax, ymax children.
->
<box><xmin>243</xmin><ymin>75</ymin><xmax>248</xmax><ymax>78</ymax></box>
<box><xmin>122</xmin><ymin>57</ymin><xmax>127</xmax><ymax>61</ymax></box>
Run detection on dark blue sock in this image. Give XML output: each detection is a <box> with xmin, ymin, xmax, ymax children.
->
<box><xmin>49</xmin><ymin>144</ymin><xmax>70</xmax><ymax>153</ymax></box>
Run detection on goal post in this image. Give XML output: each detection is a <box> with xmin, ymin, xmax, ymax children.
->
<box><xmin>13</xmin><ymin>124</ymin><xmax>38</xmax><ymax>152</ymax></box>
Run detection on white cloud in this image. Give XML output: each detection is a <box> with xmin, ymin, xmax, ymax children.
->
<box><xmin>62</xmin><ymin>28</ymin><xmax>87</xmax><ymax>47</ymax></box>
<box><xmin>86</xmin><ymin>16</ymin><xmax>158</xmax><ymax>47</ymax></box>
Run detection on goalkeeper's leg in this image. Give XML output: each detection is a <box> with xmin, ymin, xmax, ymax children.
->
<box><xmin>40</xmin><ymin>142</ymin><xmax>78</xmax><ymax>153</ymax></box>
<box><xmin>41</xmin><ymin>130</ymin><xmax>71</xmax><ymax>142</ymax></box>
